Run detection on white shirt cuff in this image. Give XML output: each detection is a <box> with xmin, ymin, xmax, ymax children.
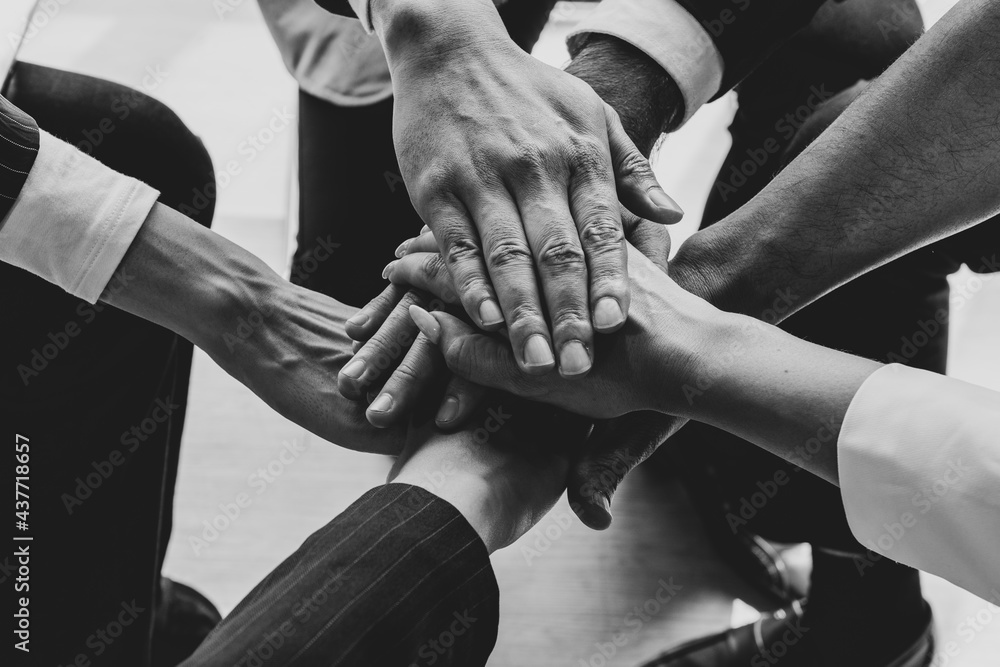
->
<box><xmin>568</xmin><ymin>0</ymin><xmax>723</xmax><ymax>125</ymax></box>
<box><xmin>838</xmin><ymin>364</ymin><xmax>1000</xmax><ymax>601</ymax></box>
<box><xmin>0</xmin><ymin>130</ymin><xmax>160</xmax><ymax>303</ymax></box>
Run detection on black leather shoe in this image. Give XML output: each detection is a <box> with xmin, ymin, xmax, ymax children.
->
<box><xmin>636</xmin><ymin>600</ymin><xmax>934</xmax><ymax>667</ymax></box>
<box><xmin>152</xmin><ymin>577</ymin><xmax>222</xmax><ymax>667</ymax></box>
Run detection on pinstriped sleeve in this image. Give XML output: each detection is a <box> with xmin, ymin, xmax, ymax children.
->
<box><xmin>0</xmin><ymin>94</ymin><xmax>38</xmax><ymax>220</ymax></box>
<box><xmin>182</xmin><ymin>484</ymin><xmax>500</xmax><ymax>667</ymax></box>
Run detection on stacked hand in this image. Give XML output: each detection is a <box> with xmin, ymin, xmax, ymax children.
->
<box><xmin>371</xmin><ymin>0</ymin><xmax>682</xmax><ymax>378</ymax></box>
<box><xmin>338</xmin><ymin>218</ymin><xmax>726</xmax><ymax>527</ymax></box>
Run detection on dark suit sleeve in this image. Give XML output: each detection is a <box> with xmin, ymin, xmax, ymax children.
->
<box><xmin>313</xmin><ymin>0</ymin><xmax>357</xmax><ymax>18</ymax></box>
<box><xmin>181</xmin><ymin>484</ymin><xmax>500</xmax><ymax>667</ymax></box>
<box><xmin>674</xmin><ymin>0</ymin><xmax>834</xmax><ymax>93</ymax></box>
<box><xmin>0</xmin><ymin>95</ymin><xmax>40</xmax><ymax>223</ymax></box>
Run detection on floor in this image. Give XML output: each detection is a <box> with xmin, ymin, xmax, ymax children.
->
<box><xmin>14</xmin><ymin>1</ymin><xmax>1000</xmax><ymax>665</ymax></box>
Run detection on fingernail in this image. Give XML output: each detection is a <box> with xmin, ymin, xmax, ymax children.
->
<box><xmin>352</xmin><ymin>340</ymin><xmax>363</xmax><ymax>353</ymax></box>
<box><xmin>559</xmin><ymin>340</ymin><xmax>592</xmax><ymax>376</ymax></box>
<box><xmin>436</xmin><ymin>395</ymin><xmax>460</xmax><ymax>423</ymax></box>
<box><xmin>591</xmin><ymin>494</ymin><xmax>613</xmax><ymax>528</ymax></box>
<box><xmin>341</xmin><ymin>358</ymin><xmax>365</xmax><ymax>380</ymax></box>
<box><xmin>478</xmin><ymin>299</ymin><xmax>503</xmax><ymax>327</ymax></box>
<box><xmin>382</xmin><ymin>261</ymin><xmax>397</xmax><ymax>280</ymax></box>
<box><xmin>594</xmin><ymin>297</ymin><xmax>625</xmax><ymax>330</ymax></box>
<box><xmin>523</xmin><ymin>335</ymin><xmax>555</xmax><ymax>369</ymax></box>
<box><xmin>408</xmin><ymin>305</ymin><xmax>440</xmax><ymax>343</ymax></box>
<box><xmin>346</xmin><ymin>312</ymin><xmax>369</xmax><ymax>327</ymax></box>
<box><xmin>369</xmin><ymin>393</ymin><xmax>393</xmax><ymax>413</ymax></box>
<box><xmin>394</xmin><ymin>240</ymin><xmax>410</xmax><ymax>258</ymax></box>
<box><xmin>650</xmin><ymin>188</ymin><xmax>683</xmax><ymax>216</ymax></box>
<box><xmin>419</xmin><ymin>224</ymin><xmax>430</xmax><ymax>234</ymax></box>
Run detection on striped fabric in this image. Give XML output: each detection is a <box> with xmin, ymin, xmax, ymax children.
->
<box><xmin>182</xmin><ymin>483</ymin><xmax>500</xmax><ymax>666</ymax></box>
<box><xmin>0</xmin><ymin>95</ymin><xmax>38</xmax><ymax>221</ymax></box>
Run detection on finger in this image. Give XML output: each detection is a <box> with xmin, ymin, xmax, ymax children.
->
<box><xmin>395</xmin><ymin>230</ymin><xmax>437</xmax><ymax>257</ymax></box>
<box><xmin>384</xmin><ymin>252</ymin><xmax>462</xmax><ymax>306</ymax></box>
<box><xmin>338</xmin><ymin>291</ymin><xmax>426</xmax><ymax>400</ymax></box>
<box><xmin>622</xmin><ymin>210</ymin><xmax>672</xmax><ymax>273</ymax></box>
<box><xmin>345</xmin><ymin>283</ymin><xmax>408</xmax><ymax>342</ymax></box>
<box><xmin>467</xmin><ymin>190</ymin><xmax>555</xmax><ymax>374</ymax></box>
<box><xmin>605</xmin><ymin>104</ymin><xmax>684</xmax><ymax>225</ymax></box>
<box><xmin>409</xmin><ymin>305</ymin><xmax>544</xmax><ymax>397</ymax></box>
<box><xmin>427</xmin><ymin>196</ymin><xmax>506</xmax><ymax>330</ymax></box>
<box><xmin>568</xmin><ymin>147</ymin><xmax>630</xmax><ymax>336</ymax></box>
<box><xmin>366</xmin><ymin>332</ymin><xmax>446</xmax><ymax>428</ymax></box>
<box><xmin>567</xmin><ymin>412</ymin><xmax>687</xmax><ymax>530</ymax></box>
<box><xmin>434</xmin><ymin>375</ymin><xmax>488</xmax><ymax>431</ymax></box>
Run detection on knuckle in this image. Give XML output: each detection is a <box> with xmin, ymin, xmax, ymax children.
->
<box><xmin>443</xmin><ymin>236</ymin><xmax>484</xmax><ymax>268</ymax></box>
<box><xmin>569</xmin><ymin>138</ymin><xmax>608</xmax><ymax>175</ymax></box>
<box><xmin>616</xmin><ymin>150</ymin><xmax>653</xmax><ymax>179</ymax></box>
<box><xmin>485</xmin><ymin>239</ymin><xmax>534</xmax><ymax>270</ymax></box>
<box><xmin>579</xmin><ymin>215</ymin><xmax>625</xmax><ymax>249</ymax></box>
<box><xmin>538</xmin><ymin>238</ymin><xmax>586</xmax><ymax>270</ymax></box>
<box><xmin>508</xmin><ymin>143</ymin><xmax>548</xmax><ymax>175</ymax></box>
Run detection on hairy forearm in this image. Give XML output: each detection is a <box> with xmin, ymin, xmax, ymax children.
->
<box><xmin>674</xmin><ymin>0</ymin><xmax>1000</xmax><ymax>319</ymax></box>
<box><xmin>566</xmin><ymin>34</ymin><xmax>684</xmax><ymax>156</ymax></box>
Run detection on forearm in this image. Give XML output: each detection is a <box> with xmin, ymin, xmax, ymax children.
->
<box><xmin>566</xmin><ymin>34</ymin><xmax>684</xmax><ymax>156</ymax></box>
<box><xmin>674</xmin><ymin>0</ymin><xmax>1000</xmax><ymax>319</ymax></box>
<box><xmin>667</xmin><ymin>313</ymin><xmax>881</xmax><ymax>486</ymax></box>
<box><xmin>99</xmin><ymin>202</ymin><xmax>281</xmax><ymax>360</ymax></box>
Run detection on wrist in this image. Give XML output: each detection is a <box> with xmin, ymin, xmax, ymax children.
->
<box><xmin>392</xmin><ymin>467</ymin><xmax>511</xmax><ymax>553</ymax></box>
<box><xmin>566</xmin><ymin>34</ymin><xmax>684</xmax><ymax>155</ymax></box>
<box><xmin>372</xmin><ymin>0</ymin><xmax>507</xmax><ymax>70</ymax></box>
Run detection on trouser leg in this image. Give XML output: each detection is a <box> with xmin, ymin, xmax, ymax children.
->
<box><xmin>0</xmin><ymin>63</ymin><xmax>215</xmax><ymax>666</ymax></box>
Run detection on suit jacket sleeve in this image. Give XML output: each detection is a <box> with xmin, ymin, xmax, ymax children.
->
<box><xmin>569</xmin><ymin>0</ymin><xmax>833</xmax><ymax>124</ymax></box>
<box><xmin>0</xmin><ymin>94</ymin><xmax>38</xmax><ymax>219</ymax></box>
<box><xmin>182</xmin><ymin>483</ymin><xmax>500</xmax><ymax>667</ymax></box>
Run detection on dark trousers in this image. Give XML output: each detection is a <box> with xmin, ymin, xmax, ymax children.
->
<box><xmin>0</xmin><ymin>63</ymin><xmax>216</xmax><ymax>666</ymax></box>
<box><xmin>292</xmin><ymin>0</ymin><xmax>558</xmax><ymax>306</ymax></box>
<box><xmin>674</xmin><ymin>20</ymin><xmax>957</xmax><ymax>552</ymax></box>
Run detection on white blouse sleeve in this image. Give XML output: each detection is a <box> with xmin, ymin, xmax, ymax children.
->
<box><xmin>838</xmin><ymin>364</ymin><xmax>1000</xmax><ymax>601</ymax></box>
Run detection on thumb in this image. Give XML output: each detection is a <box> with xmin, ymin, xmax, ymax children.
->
<box><xmin>605</xmin><ymin>104</ymin><xmax>684</xmax><ymax>225</ymax></box>
<box><xmin>409</xmin><ymin>305</ymin><xmax>530</xmax><ymax>397</ymax></box>
<box><xmin>568</xmin><ymin>411</ymin><xmax>687</xmax><ymax>529</ymax></box>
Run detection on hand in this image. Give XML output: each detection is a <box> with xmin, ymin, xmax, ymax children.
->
<box><xmin>197</xmin><ymin>279</ymin><xmax>409</xmax><ymax>456</ymax></box>
<box><xmin>403</xmin><ymin>242</ymin><xmax>719</xmax><ymax>419</ymax></box>
<box><xmin>340</xmin><ymin>212</ymin><xmax>676</xmax><ymax>428</ymax></box>
<box><xmin>388</xmin><ymin>395</ymin><xmax>593</xmax><ymax>552</ymax></box>
<box><xmin>376</xmin><ymin>0</ymin><xmax>682</xmax><ymax>377</ymax></box>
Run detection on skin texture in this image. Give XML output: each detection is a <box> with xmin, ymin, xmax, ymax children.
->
<box><xmin>345</xmin><ymin>0</ymin><xmax>1000</xmax><ymax>526</ymax></box>
<box><xmin>369</xmin><ymin>0</ymin><xmax>682</xmax><ymax>379</ymax></box>
<box><xmin>405</xmin><ymin>253</ymin><xmax>882</xmax><ymax>488</ymax></box>
<box><xmin>99</xmin><ymin>201</ymin><xmax>596</xmax><ymax>552</ymax></box>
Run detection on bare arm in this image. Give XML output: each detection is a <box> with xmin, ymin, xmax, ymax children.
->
<box><xmin>674</xmin><ymin>0</ymin><xmax>1000</xmax><ymax>317</ymax></box>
